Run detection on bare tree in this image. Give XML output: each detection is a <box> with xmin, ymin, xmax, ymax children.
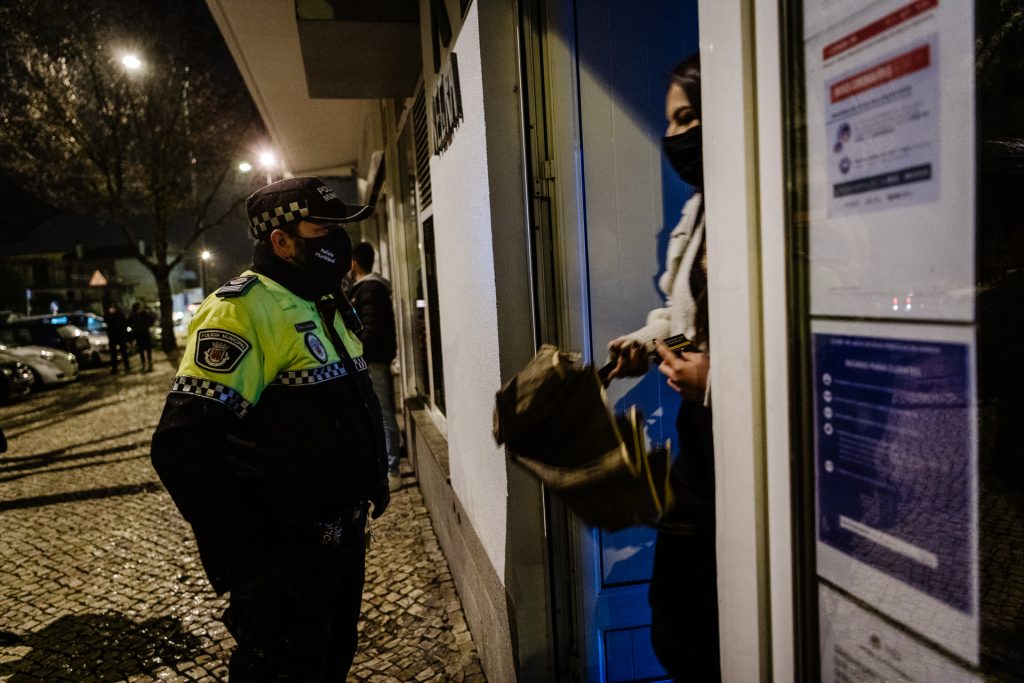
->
<box><xmin>0</xmin><ymin>0</ymin><xmax>261</xmax><ymax>351</ymax></box>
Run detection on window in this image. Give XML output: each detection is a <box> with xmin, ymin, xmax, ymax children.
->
<box><xmin>783</xmin><ymin>1</ymin><xmax>1024</xmax><ymax>679</ymax></box>
<box><xmin>392</xmin><ymin>87</ymin><xmax>447</xmax><ymax>417</ymax></box>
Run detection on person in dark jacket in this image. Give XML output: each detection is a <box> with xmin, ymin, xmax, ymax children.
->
<box><xmin>105</xmin><ymin>303</ymin><xmax>131</xmax><ymax>374</ymax></box>
<box><xmin>348</xmin><ymin>242</ymin><xmax>402</xmax><ymax>492</ymax></box>
<box><xmin>150</xmin><ymin>177</ymin><xmax>390</xmax><ymax>682</ymax></box>
<box><xmin>128</xmin><ymin>302</ymin><xmax>153</xmax><ymax>372</ymax></box>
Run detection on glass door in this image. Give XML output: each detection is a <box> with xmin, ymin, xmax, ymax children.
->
<box><xmin>781</xmin><ymin>1</ymin><xmax>1024</xmax><ymax>679</ymax></box>
<box><xmin>569</xmin><ymin>1</ymin><xmax>699</xmax><ymax>680</ymax></box>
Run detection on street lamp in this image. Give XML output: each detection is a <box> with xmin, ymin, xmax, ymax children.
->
<box><xmin>200</xmin><ymin>250</ymin><xmax>212</xmax><ymax>297</ymax></box>
<box><xmin>121</xmin><ymin>53</ymin><xmax>142</xmax><ymax>71</ymax></box>
<box><xmin>238</xmin><ymin>149</ymin><xmax>278</xmax><ymax>185</ymax></box>
<box><xmin>259</xmin><ymin>151</ymin><xmax>276</xmax><ymax>184</ymax></box>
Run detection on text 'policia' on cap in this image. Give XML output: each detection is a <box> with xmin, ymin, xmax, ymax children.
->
<box><xmin>245</xmin><ymin>176</ymin><xmax>373</xmax><ymax>239</ymax></box>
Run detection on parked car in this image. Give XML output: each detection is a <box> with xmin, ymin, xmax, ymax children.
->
<box><xmin>0</xmin><ymin>356</ymin><xmax>34</xmax><ymax>404</ymax></box>
<box><xmin>51</xmin><ymin>312</ymin><xmax>114</xmax><ymax>364</ymax></box>
<box><xmin>0</xmin><ymin>343</ymin><xmax>78</xmax><ymax>387</ymax></box>
<box><xmin>0</xmin><ymin>316</ymin><xmax>99</xmax><ymax>366</ymax></box>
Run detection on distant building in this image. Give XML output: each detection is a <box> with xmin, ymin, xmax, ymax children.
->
<box><xmin>1</xmin><ymin>240</ymin><xmax>201</xmax><ymax>317</ymax></box>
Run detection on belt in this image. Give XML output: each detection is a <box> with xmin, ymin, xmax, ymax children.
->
<box><xmin>313</xmin><ymin>504</ymin><xmax>368</xmax><ymax>546</ymax></box>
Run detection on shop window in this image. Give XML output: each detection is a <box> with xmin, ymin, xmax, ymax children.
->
<box><xmin>394</xmin><ymin>87</ymin><xmax>446</xmax><ymax>417</ymax></box>
<box><xmin>783</xmin><ymin>1</ymin><xmax>1024</xmax><ymax>679</ymax></box>
<box><xmin>421</xmin><ymin>216</ymin><xmax>445</xmax><ymax>413</ymax></box>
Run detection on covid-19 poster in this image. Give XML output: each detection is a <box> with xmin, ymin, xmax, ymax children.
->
<box><xmin>812</xmin><ymin>319</ymin><xmax>979</xmax><ymax>664</ymax></box>
<box><xmin>804</xmin><ymin>0</ymin><xmax>976</xmax><ymax>321</ymax></box>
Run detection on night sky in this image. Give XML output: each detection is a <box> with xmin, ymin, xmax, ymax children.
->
<box><xmin>2</xmin><ymin>0</ymin><xmax>264</xmax><ymax>291</ymax></box>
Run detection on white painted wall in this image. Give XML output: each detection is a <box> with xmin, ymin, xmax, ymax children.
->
<box><xmin>428</xmin><ymin>2</ymin><xmax>508</xmax><ymax>581</ymax></box>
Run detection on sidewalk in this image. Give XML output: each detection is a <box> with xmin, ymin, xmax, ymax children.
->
<box><xmin>0</xmin><ymin>358</ymin><xmax>485</xmax><ymax>682</ymax></box>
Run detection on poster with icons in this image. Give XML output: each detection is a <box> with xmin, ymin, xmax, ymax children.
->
<box><xmin>803</xmin><ymin>0</ymin><xmax>975</xmax><ymax>321</ymax></box>
<box><xmin>819</xmin><ymin>584</ymin><xmax>981</xmax><ymax>683</ymax></box>
<box><xmin>812</xmin><ymin>319</ymin><xmax>978</xmax><ymax>664</ymax></box>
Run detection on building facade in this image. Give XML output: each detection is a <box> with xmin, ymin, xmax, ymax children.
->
<box><xmin>209</xmin><ymin>1</ymin><xmax>1024</xmax><ymax>681</ymax></box>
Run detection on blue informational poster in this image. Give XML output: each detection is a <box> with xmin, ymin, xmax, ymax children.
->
<box><xmin>814</xmin><ymin>331</ymin><xmax>972</xmax><ymax>613</ymax></box>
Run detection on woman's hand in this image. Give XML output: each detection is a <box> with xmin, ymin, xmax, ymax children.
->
<box><xmin>605</xmin><ymin>338</ymin><xmax>651</xmax><ymax>381</ymax></box>
<box><xmin>655</xmin><ymin>339</ymin><xmax>709</xmax><ymax>401</ymax></box>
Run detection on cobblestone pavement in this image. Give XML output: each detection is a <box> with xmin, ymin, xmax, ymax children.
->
<box><xmin>0</xmin><ymin>356</ymin><xmax>485</xmax><ymax>682</ymax></box>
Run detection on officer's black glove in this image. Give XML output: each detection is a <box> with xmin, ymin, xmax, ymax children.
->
<box><xmin>370</xmin><ymin>482</ymin><xmax>390</xmax><ymax>519</ymax></box>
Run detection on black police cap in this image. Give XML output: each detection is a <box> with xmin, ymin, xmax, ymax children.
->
<box><xmin>245</xmin><ymin>176</ymin><xmax>372</xmax><ymax>239</ymax></box>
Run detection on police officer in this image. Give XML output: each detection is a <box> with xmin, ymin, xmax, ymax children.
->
<box><xmin>151</xmin><ymin>177</ymin><xmax>390</xmax><ymax>681</ymax></box>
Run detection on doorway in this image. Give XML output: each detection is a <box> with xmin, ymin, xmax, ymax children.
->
<box><xmin>521</xmin><ymin>1</ymin><xmax>700</xmax><ymax>679</ymax></box>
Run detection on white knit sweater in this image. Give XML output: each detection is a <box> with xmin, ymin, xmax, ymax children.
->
<box><xmin>620</xmin><ymin>192</ymin><xmax>710</xmax><ymax>406</ymax></box>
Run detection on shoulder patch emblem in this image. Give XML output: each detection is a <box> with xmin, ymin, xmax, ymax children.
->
<box><xmin>295</xmin><ymin>320</ymin><xmax>317</xmax><ymax>332</ymax></box>
<box><xmin>305</xmin><ymin>332</ymin><xmax>329</xmax><ymax>363</ymax></box>
<box><xmin>215</xmin><ymin>275</ymin><xmax>260</xmax><ymax>298</ymax></box>
<box><xmin>195</xmin><ymin>329</ymin><xmax>251</xmax><ymax>373</ymax></box>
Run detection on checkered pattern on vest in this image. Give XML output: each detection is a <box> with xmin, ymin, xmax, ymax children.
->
<box><xmin>170</xmin><ymin>376</ymin><xmax>253</xmax><ymax>418</ymax></box>
<box><xmin>274</xmin><ymin>362</ymin><xmax>348</xmax><ymax>386</ymax></box>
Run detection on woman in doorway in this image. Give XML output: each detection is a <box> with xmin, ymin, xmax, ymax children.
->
<box><xmin>604</xmin><ymin>54</ymin><xmax>720</xmax><ymax>681</ymax></box>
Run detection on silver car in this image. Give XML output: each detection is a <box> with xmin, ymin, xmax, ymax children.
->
<box><xmin>0</xmin><ymin>344</ymin><xmax>78</xmax><ymax>386</ymax></box>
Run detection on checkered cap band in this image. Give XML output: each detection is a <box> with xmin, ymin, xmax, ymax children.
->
<box><xmin>274</xmin><ymin>362</ymin><xmax>348</xmax><ymax>386</ymax></box>
<box><xmin>170</xmin><ymin>375</ymin><xmax>252</xmax><ymax>418</ymax></box>
<box><xmin>249</xmin><ymin>201</ymin><xmax>311</xmax><ymax>238</ymax></box>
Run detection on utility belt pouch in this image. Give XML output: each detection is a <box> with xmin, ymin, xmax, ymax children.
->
<box><xmin>313</xmin><ymin>505</ymin><xmax>367</xmax><ymax>546</ymax></box>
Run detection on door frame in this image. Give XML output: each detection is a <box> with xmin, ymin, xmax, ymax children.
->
<box><xmin>527</xmin><ymin>0</ymin><xmax>801</xmax><ymax>679</ymax></box>
<box><xmin>698</xmin><ymin>0</ymin><xmax>797</xmax><ymax>679</ymax></box>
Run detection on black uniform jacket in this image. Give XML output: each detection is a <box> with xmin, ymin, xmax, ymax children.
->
<box><xmin>150</xmin><ymin>254</ymin><xmax>387</xmax><ymax>594</ymax></box>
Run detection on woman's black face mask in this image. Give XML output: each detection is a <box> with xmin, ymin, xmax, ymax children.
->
<box><xmin>662</xmin><ymin>125</ymin><xmax>703</xmax><ymax>188</ymax></box>
<box><xmin>293</xmin><ymin>228</ymin><xmax>352</xmax><ymax>293</ymax></box>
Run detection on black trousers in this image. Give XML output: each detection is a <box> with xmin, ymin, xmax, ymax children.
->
<box><xmin>650</xmin><ymin>400</ymin><xmax>720</xmax><ymax>682</ymax></box>
<box><xmin>109</xmin><ymin>339</ymin><xmax>131</xmax><ymax>371</ymax></box>
<box><xmin>135</xmin><ymin>338</ymin><xmax>152</xmax><ymax>367</ymax></box>
<box><xmin>223</xmin><ymin>532</ymin><xmax>366</xmax><ymax>682</ymax></box>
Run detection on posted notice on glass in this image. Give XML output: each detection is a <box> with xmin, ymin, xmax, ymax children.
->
<box><xmin>803</xmin><ymin>0</ymin><xmax>976</xmax><ymax>321</ymax></box>
<box><xmin>825</xmin><ymin>34</ymin><xmax>939</xmax><ymax>217</ymax></box>
<box><xmin>813</xmin><ymin>320</ymin><xmax>979</xmax><ymax>664</ymax></box>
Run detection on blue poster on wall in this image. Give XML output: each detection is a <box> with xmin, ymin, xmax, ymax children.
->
<box><xmin>814</xmin><ymin>331</ymin><xmax>974</xmax><ymax>614</ymax></box>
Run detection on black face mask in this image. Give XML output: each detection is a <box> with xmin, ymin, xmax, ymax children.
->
<box><xmin>662</xmin><ymin>126</ymin><xmax>703</xmax><ymax>188</ymax></box>
<box><xmin>294</xmin><ymin>229</ymin><xmax>352</xmax><ymax>294</ymax></box>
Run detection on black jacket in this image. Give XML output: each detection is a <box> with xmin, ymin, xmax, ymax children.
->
<box><xmin>348</xmin><ymin>274</ymin><xmax>397</xmax><ymax>364</ymax></box>
<box><xmin>106</xmin><ymin>310</ymin><xmax>129</xmax><ymax>342</ymax></box>
<box><xmin>150</xmin><ymin>249</ymin><xmax>387</xmax><ymax>594</ymax></box>
<box><xmin>128</xmin><ymin>311</ymin><xmax>153</xmax><ymax>343</ymax></box>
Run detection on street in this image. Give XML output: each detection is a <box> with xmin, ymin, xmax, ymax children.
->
<box><xmin>0</xmin><ymin>357</ymin><xmax>485</xmax><ymax>682</ymax></box>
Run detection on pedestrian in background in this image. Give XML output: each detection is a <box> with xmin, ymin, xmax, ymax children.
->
<box><xmin>105</xmin><ymin>303</ymin><xmax>131</xmax><ymax>374</ymax></box>
<box><xmin>128</xmin><ymin>302</ymin><xmax>154</xmax><ymax>372</ymax></box>
<box><xmin>150</xmin><ymin>177</ymin><xmax>390</xmax><ymax>682</ymax></box>
<box><xmin>347</xmin><ymin>242</ymin><xmax>402</xmax><ymax>492</ymax></box>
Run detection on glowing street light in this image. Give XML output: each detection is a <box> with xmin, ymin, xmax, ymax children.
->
<box><xmin>121</xmin><ymin>54</ymin><xmax>142</xmax><ymax>71</ymax></box>
<box><xmin>258</xmin><ymin>151</ymin><xmax>277</xmax><ymax>184</ymax></box>
<box><xmin>239</xmin><ymin>150</ymin><xmax>278</xmax><ymax>185</ymax></box>
<box><xmin>199</xmin><ymin>250</ymin><xmax>213</xmax><ymax>296</ymax></box>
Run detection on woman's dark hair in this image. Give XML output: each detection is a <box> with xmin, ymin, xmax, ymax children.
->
<box><xmin>669</xmin><ymin>53</ymin><xmax>707</xmax><ymax>344</ymax></box>
<box><xmin>669</xmin><ymin>53</ymin><xmax>701</xmax><ymax>119</ymax></box>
